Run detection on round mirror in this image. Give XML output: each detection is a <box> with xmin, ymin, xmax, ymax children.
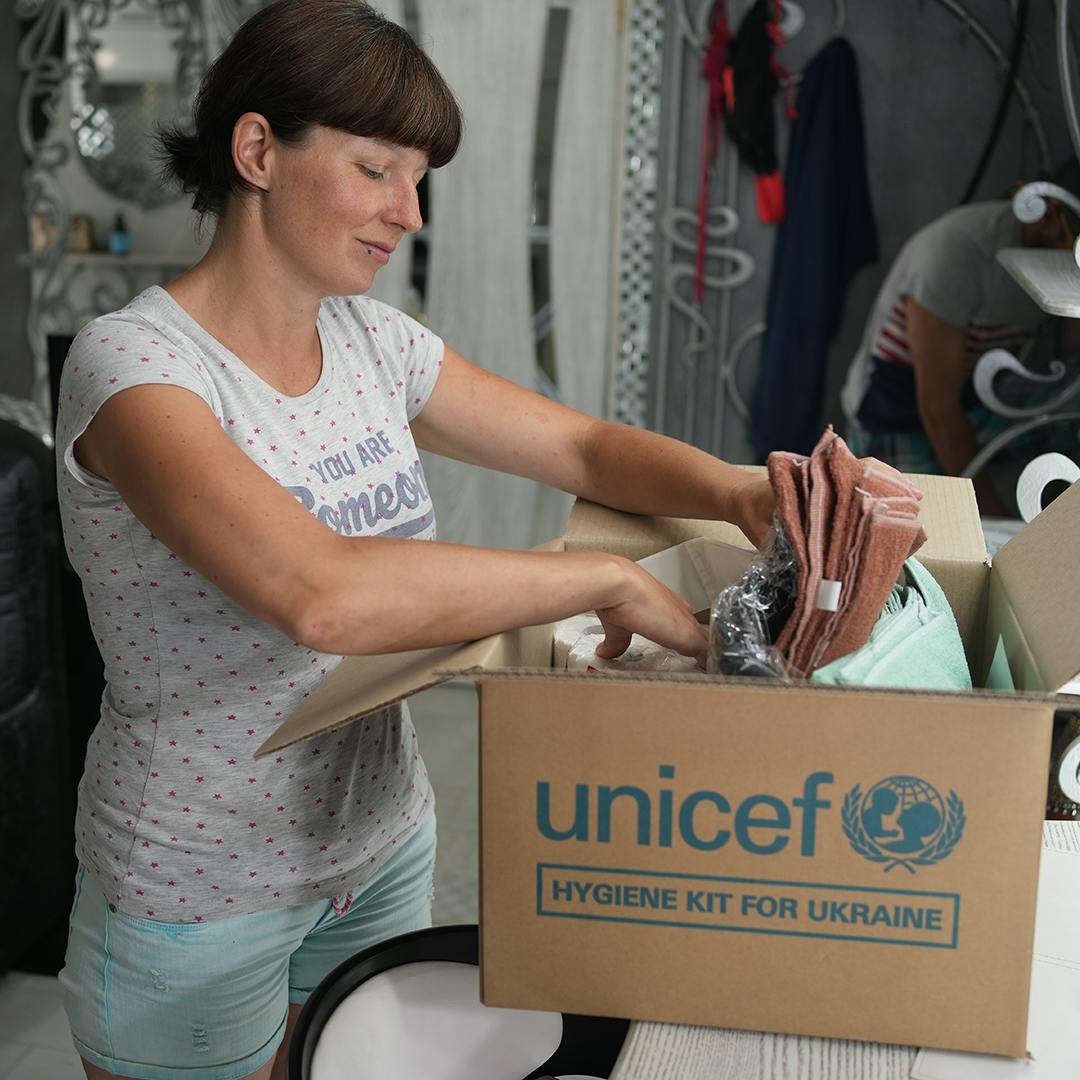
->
<box><xmin>68</xmin><ymin>0</ymin><xmax>204</xmax><ymax>210</ymax></box>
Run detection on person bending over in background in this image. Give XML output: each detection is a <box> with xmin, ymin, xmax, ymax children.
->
<box><xmin>55</xmin><ymin>3</ymin><xmax>782</xmax><ymax>1079</ymax></box>
<box><xmin>841</xmin><ymin>164</ymin><xmax>1080</xmax><ymax>517</ymax></box>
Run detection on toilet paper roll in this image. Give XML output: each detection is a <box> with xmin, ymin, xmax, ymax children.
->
<box><xmin>1057</xmin><ymin>735</ymin><xmax>1080</xmax><ymax>804</ymax></box>
<box><xmin>1016</xmin><ymin>453</ymin><xmax>1080</xmax><ymax>524</ymax></box>
<box><xmin>552</xmin><ymin>614</ymin><xmax>604</xmax><ymax>669</ymax></box>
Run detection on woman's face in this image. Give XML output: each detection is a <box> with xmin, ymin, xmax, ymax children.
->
<box><xmin>262</xmin><ymin>126</ymin><xmax>427</xmax><ymax>297</ymax></box>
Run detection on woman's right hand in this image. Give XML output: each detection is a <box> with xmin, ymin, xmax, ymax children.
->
<box><xmin>591</xmin><ymin>556</ymin><xmax>708</xmax><ymax>665</ymax></box>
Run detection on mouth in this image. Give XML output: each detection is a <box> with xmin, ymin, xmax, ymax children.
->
<box><xmin>359</xmin><ymin>240</ymin><xmax>393</xmax><ymax>265</ymax></box>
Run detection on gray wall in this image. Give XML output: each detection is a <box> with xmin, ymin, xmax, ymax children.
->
<box><xmin>1</xmin><ymin>3</ymin><xmax>32</xmax><ymax>400</ymax></box>
<box><xmin>648</xmin><ymin>0</ymin><xmax>1078</xmax><ymax>462</ymax></box>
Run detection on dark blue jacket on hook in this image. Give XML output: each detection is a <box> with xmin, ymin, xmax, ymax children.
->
<box><xmin>750</xmin><ymin>36</ymin><xmax>878</xmax><ymax>459</ymax></box>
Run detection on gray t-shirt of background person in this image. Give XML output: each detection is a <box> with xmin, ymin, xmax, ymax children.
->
<box><xmin>842</xmin><ymin>201</ymin><xmax>1044</xmax><ymax>428</ymax></box>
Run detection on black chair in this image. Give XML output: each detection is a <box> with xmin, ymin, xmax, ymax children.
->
<box><xmin>288</xmin><ymin>924</ymin><xmax>629</xmax><ymax>1080</ymax></box>
<box><xmin>0</xmin><ymin>429</ymin><xmax>72</xmax><ymax>974</ymax></box>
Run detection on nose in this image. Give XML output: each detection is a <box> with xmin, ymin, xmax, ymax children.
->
<box><xmin>388</xmin><ymin>178</ymin><xmax>423</xmax><ymax>234</ymax></box>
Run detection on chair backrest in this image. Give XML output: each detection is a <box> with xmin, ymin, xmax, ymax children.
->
<box><xmin>288</xmin><ymin>924</ymin><xmax>626</xmax><ymax>1080</ymax></box>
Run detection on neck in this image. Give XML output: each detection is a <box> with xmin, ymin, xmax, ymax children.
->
<box><xmin>165</xmin><ymin>203</ymin><xmax>323</xmax><ymax>371</ymax></box>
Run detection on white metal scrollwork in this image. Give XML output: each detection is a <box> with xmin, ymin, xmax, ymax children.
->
<box><xmin>1012</xmin><ymin>181</ymin><xmax>1080</xmax><ymax>270</ymax></box>
<box><xmin>16</xmin><ymin>0</ymin><xmax>235</xmax><ymax>410</ymax></box>
<box><xmin>1015</xmin><ymin>451</ymin><xmax>1080</xmax><ymax>521</ymax></box>
<box><xmin>973</xmin><ymin>347</ymin><xmax>1080</xmax><ymax>418</ymax></box>
<box><xmin>966</xmin><ymin>327</ymin><xmax>1080</xmax><ymax>481</ymax></box>
<box><xmin>649</xmin><ymin>0</ymin><xmax>764</xmax><ymax>452</ymax></box>
<box><xmin>661</xmin><ymin>205</ymin><xmax>756</xmax><ymax>440</ymax></box>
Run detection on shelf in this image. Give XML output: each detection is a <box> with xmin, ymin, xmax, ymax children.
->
<box><xmin>62</xmin><ymin>252</ymin><xmax>195</xmax><ymax>268</ymax></box>
<box><xmin>18</xmin><ymin>251</ymin><xmax>196</xmax><ymax>269</ymax></box>
<box><xmin>997</xmin><ymin>248</ymin><xmax>1080</xmax><ymax>317</ymax></box>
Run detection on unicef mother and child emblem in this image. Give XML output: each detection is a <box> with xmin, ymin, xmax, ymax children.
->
<box><xmin>843</xmin><ymin>776</ymin><xmax>966</xmax><ymax>873</ymax></box>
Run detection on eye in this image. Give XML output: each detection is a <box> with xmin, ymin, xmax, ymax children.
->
<box><xmin>359</xmin><ymin>165</ymin><xmax>384</xmax><ymax>180</ymax></box>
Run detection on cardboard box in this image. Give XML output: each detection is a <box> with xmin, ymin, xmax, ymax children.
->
<box><xmin>258</xmin><ymin>475</ymin><xmax>1080</xmax><ymax>1057</ymax></box>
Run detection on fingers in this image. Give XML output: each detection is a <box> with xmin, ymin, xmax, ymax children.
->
<box><xmin>689</xmin><ymin>622</ymin><xmax>709</xmax><ymax>664</ymax></box>
<box><xmin>859</xmin><ymin>456</ymin><xmax>924</xmax><ymax>500</ymax></box>
<box><xmin>590</xmin><ymin>559</ymin><xmax>708</xmax><ymax>665</ymax></box>
<box><xmin>682</xmin><ymin>622</ymin><xmax>709</xmax><ymax>666</ymax></box>
<box><xmin>595</xmin><ymin>626</ymin><xmax>632</xmax><ymax>660</ymax></box>
<box><xmin>595</xmin><ymin>613</ymin><xmax>707</xmax><ymax>663</ymax></box>
<box><xmin>733</xmin><ymin>476</ymin><xmax>778</xmax><ymax>548</ymax></box>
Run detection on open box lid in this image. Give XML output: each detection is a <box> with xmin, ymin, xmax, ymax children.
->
<box><xmin>986</xmin><ymin>480</ymin><xmax>1080</xmax><ymax>694</ymax></box>
<box><xmin>564</xmin><ymin>474</ymin><xmax>991</xmax><ymax>666</ymax></box>
<box><xmin>562</xmin><ymin>472</ymin><xmax>987</xmax><ymax>564</ymax></box>
<box><xmin>257</xmin><ymin>473</ymin><xmax>994</xmax><ymax>758</ymax></box>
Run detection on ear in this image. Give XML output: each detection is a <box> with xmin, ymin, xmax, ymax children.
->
<box><xmin>232</xmin><ymin>112</ymin><xmax>275</xmax><ymax>192</ymax></box>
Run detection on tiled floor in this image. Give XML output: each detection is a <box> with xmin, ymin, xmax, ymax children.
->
<box><xmin>0</xmin><ymin>682</ymin><xmax>480</xmax><ymax>1079</ymax></box>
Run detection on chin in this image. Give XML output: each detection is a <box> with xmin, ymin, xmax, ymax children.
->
<box><xmin>325</xmin><ymin>272</ymin><xmax>377</xmax><ymax>299</ymax></box>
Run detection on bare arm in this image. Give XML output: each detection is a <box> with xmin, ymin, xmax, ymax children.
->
<box><xmin>908</xmin><ymin>298</ymin><xmax>1008</xmax><ymax>516</ymax></box>
<box><xmin>411</xmin><ymin>345</ymin><xmax>775</xmax><ymax>544</ymax></box>
<box><xmin>74</xmin><ymin>385</ymin><xmax>706</xmax><ymax>660</ymax></box>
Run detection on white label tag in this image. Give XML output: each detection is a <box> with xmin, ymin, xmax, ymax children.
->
<box><xmin>816</xmin><ymin>579</ymin><xmax>842</xmax><ymax>612</ymax></box>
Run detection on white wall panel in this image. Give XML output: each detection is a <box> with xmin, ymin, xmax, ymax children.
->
<box><xmin>550</xmin><ymin>0</ymin><xmax>619</xmax><ymax>421</ymax></box>
<box><xmin>417</xmin><ymin>0</ymin><xmax>569</xmax><ymax>549</ymax></box>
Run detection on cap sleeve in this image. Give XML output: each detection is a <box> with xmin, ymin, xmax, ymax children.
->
<box><xmin>346</xmin><ymin>297</ymin><xmax>445</xmax><ymax>420</ymax></box>
<box><xmin>901</xmin><ymin>221</ymin><xmax>985</xmax><ymax>328</ymax></box>
<box><xmin>56</xmin><ymin>313</ymin><xmax>219</xmax><ymax>493</ymax></box>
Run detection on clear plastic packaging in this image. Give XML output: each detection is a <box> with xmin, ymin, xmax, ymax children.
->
<box><xmin>707</xmin><ymin>517</ymin><xmax>797</xmax><ymax>679</ymax></box>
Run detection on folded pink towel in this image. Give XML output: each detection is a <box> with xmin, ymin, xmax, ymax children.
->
<box><xmin>768</xmin><ymin>428</ymin><xmax>926</xmax><ymax>677</ymax></box>
<box><xmin>776</xmin><ymin>429</ymin><xmax>837</xmax><ymax>663</ymax></box>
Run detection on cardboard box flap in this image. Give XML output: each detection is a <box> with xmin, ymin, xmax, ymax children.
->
<box><xmin>636</xmin><ymin>538</ymin><xmax>756</xmax><ymax>614</ymax></box>
<box><xmin>255</xmin><ymin>633</ymin><xmax>504</xmax><ymax>758</ymax></box>
<box><xmin>565</xmin><ymin>473</ymin><xmax>986</xmax><ymax>565</ymax></box>
<box><xmin>564</xmin><ymin>499</ymin><xmax>755</xmax><ymax>560</ymax></box>
<box><xmin>565</xmin><ymin>475</ymin><xmax>989</xmax><ymax>672</ymax></box>
<box><xmin>904</xmin><ymin>473</ymin><xmax>987</xmax><ymax>563</ymax></box>
<box><xmin>256</xmin><ymin>537</ymin><xmax>567</xmax><ymax>758</ymax></box>
<box><xmin>990</xmin><ymin>480</ymin><xmax>1080</xmax><ymax>692</ymax></box>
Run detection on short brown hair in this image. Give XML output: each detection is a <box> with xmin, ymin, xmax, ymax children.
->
<box><xmin>159</xmin><ymin>0</ymin><xmax>462</xmax><ymax>217</ymax></box>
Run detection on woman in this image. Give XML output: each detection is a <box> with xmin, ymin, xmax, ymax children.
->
<box><xmin>56</xmin><ymin>2</ymin><xmax>774</xmax><ymax>1077</ymax></box>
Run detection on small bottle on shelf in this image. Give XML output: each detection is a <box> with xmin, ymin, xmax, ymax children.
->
<box><xmin>108</xmin><ymin>213</ymin><xmax>131</xmax><ymax>256</ymax></box>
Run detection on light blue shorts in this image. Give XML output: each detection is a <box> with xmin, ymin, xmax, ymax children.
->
<box><xmin>60</xmin><ymin>814</ymin><xmax>437</xmax><ymax>1080</ymax></box>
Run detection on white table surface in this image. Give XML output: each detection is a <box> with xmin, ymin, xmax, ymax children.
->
<box><xmin>997</xmin><ymin>248</ymin><xmax>1080</xmax><ymax>317</ymax></box>
<box><xmin>611</xmin><ymin>821</ymin><xmax>1080</xmax><ymax>1080</ymax></box>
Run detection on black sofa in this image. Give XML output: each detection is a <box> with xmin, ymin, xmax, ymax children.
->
<box><xmin>0</xmin><ymin>417</ymin><xmax>74</xmax><ymax>974</ymax></box>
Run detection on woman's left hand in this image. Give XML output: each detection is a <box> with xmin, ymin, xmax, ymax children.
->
<box><xmin>730</xmin><ymin>475</ymin><xmax>776</xmax><ymax>549</ymax></box>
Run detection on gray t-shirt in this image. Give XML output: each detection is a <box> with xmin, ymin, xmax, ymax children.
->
<box><xmin>56</xmin><ymin>286</ymin><xmax>443</xmax><ymax>921</ymax></box>
<box><xmin>841</xmin><ymin>201</ymin><xmax>1044</xmax><ymax>431</ymax></box>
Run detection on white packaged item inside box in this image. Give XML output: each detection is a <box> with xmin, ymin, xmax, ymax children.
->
<box><xmin>565</xmin><ymin>632</ymin><xmax>700</xmax><ymax>673</ymax></box>
<box><xmin>552</xmin><ymin>614</ymin><xmax>603</xmax><ymax>668</ymax></box>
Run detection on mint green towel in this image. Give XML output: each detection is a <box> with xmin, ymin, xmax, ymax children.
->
<box><xmin>811</xmin><ymin>558</ymin><xmax>971</xmax><ymax>691</ymax></box>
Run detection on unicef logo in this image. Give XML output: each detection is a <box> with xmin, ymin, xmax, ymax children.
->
<box><xmin>842</xmin><ymin>776</ymin><xmax>965</xmax><ymax>874</ymax></box>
